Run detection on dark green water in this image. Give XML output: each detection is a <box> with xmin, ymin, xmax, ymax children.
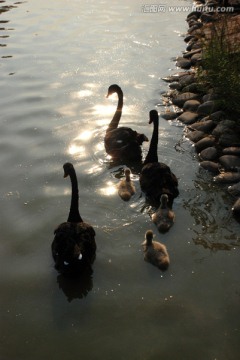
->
<box><xmin>1</xmin><ymin>1</ymin><xmax>240</xmax><ymax>359</ymax></box>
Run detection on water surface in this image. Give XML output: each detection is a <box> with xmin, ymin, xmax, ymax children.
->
<box><xmin>1</xmin><ymin>1</ymin><xmax>240</xmax><ymax>359</ymax></box>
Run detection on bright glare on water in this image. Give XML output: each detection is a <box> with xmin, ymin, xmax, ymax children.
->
<box><xmin>0</xmin><ymin>1</ymin><xmax>240</xmax><ymax>360</ymax></box>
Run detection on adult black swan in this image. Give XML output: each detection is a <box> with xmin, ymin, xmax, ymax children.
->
<box><xmin>139</xmin><ymin>110</ymin><xmax>179</xmax><ymax>208</ymax></box>
<box><xmin>104</xmin><ymin>84</ymin><xmax>148</xmax><ymax>162</ymax></box>
<box><xmin>52</xmin><ymin>163</ymin><xmax>96</xmax><ymax>276</ymax></box>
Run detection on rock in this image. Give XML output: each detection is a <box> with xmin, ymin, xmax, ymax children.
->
<box><xmin>209</xmin><ymin>111</ymin><xmax>225</xmax><ymax>122</ymax></box>
<box><xmin>212</xmin><ymin>120</ymin><xmax>236</xmax><ymax>137</ymax></box>
<box><xmin>172</xmin><ymin>92</ymin><xmax>200</xmax><ymax>107</ymax></box>
<box><xmin>223</xmin><ymin>147</ymin><xmax>240</xmax><ymax>156</ymax></box>
<box><xmin>200</xmin><ymin>13</ymin><xmax>215</xmax><ymax>22</ymax></box>
<box><xmin>213</xmin><ymin>172</ymin><xmax>240</xmax><ymax>184</ymax></box>
<box><xmin>189</xmin><ymin>119</ymin><xmax>216</xmax><ymax>133</ymax></box>
<box><xmin>191</xmin><ymin>42</ymin><xmax>202</xmax><ymax>50</ymax></box>
<box><xmin>185</xmin><ymin>130</ymin><xmax>206</xmax><ymax>143</ymax></box>
<box><xmin>187</xmin><ymin>11</ymin><xmax>202</xmax><ymax>20</ymax></box>
<box><xmin>199</xmin><ymin>147</ymin><xmax>218</xmax><ymax>161</ymax></box>
<box><xmin>218</xmin><ymin>132</ymin><xmax>240</xmax><ymax>147</ymax></box>
<box><xmin>177</xmin><ymin>71</ymin><xmax>193</xmax><ymax>78</ymax></box>
<box><xmin>169</xmin><ymin>82</ymin><xmax>182</xmax><ymax>90</ymax></box>
<box><xmin>181</xmin><ymin>82</ymin><xmax>204</xmax><ymax>94</ymax></box>
<box><xmin>190</xmin><ymin>53</ymin><xmax>202</xmax><ymax>65</ymax></box>
<box><xmin>188</xmin><ymin>20</ymin><xmax>199</xmax><ymax>28</ymax></box>
<box><xmin>228</xmin><ymin>182</ymin><xmax>240</xmax><ymax>197</ymax></box>
<box><xmin>195</xmin><ymin>136</ymin><xmax>216</xmax><ymax>152</ymax></box>
<box><xmin>183</xmin><ymin>49</ymin><xmax>202</xmax><ymax>59</ymax></box>
<box><xmin>197</xmin><ymin>100</ymin><xmax>220</xmax><ymax>115</ymax></box>
<box><xmin>176</xmin><ymin>57</ymin><xmax>192</xmax><ymax>69</ymax></box>
<box><xmin>186</xmin><ymin>42</ymin><xmax>194</xmax><ymax>52</ymax></box>
<box><xmin>219</xmin><ymin>155</ymin><xmax>240</xmax><ymax>171</ymax></box>
<box><xmin>232</xmin><ymin>198</ymin><xmax>240</xmax><ymax>221</ymax></box>
<box><xmin>178</xmin><ymin>111</ymin><xmax>199</xmax><ymax>125</ymax></box>
<box><xmin>188</xmin><ymin>25</ymin><xmax>203</xmax><ymax>34</ymax></box>
<box><xmin>187</xmin><ymin>16</ymin><xmax>198</xmax><ymax>25</ymax></box>
<box><xmin>229</xmin><ymin>0</ymin><xmax>240</xmax><ymax>6</ymax></box>
<box><xmin>161</xmin><ymin>72</ymin><xmax>189</xmax><ymax>82</ymax></box>
<box><xmin>202</xmin><ymin>94</ymin><xmax>212</xmax><ymax>103</ymax></box>
<box><xmin>200</xmin><ymin>161</ymin><xmax>219</xmax><ymax>173</ymax></box>
<box><xmin>162</xmin><ymin>76</ymin><xmax>176</xmax><ymax>83</ymax></box>
<box><xmin>183</xmin><ymin>100</ymin><xmax>201</xmax><ymax>112</ymax></box>
<box><xmin>184</xmin><ymin>34</ymin><xmax>196</xmax><ymax>43</ymax></box>
<box><xmin>161</xmin><ymin>110</ymin><xmax>183</xmax><ymax>120</ymax></box>
<box><xmin>178</xmin><ymin>74</ymin><xmax>195</xmax><ymax>88</ymax></box>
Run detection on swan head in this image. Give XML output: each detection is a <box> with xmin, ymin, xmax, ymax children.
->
<box><xmin>145</xmin><ymin>230</ymin><xmax>154</xmax><ymax>245</ymax></box>
<box><xmin>136</xmin><ymin>133</ymin><xmax>149</xmax><ymax>144</ymax></box>
<box><xmin>63</xmin><ymin>162</ymin><xmax>74</xmax><ymax>178</ymax></box>
<box><xmin>106</xmin><ymin>84</ymin><xmax>122</xmax><ymax>98</ymax></box>
<box><xmin>149</xmin><ymin>109</ymin><xmax>159</xmax><ymax>124</ymax></box>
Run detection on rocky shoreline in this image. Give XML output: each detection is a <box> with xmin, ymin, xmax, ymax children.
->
<box><xmin>161</xmin><ymin>0</ymin><xmax>240</xmax><ymax>220</ymax></box>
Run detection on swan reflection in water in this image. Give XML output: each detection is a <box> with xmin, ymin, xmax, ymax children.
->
<box><xmin>57</xmin><ymin>272</ymin><xmax>93</xmax><ymax>302</ymax></box>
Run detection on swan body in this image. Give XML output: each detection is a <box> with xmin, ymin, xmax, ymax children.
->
<box><xmin>117</xmin><ymin>168</ymin><xmax>136</xmax><ymax>201</ymax></box>
<box><xmin>142</xmin><ymin>230</ymin><xmax>170</xmax><ymax>270</ymax></box>
<box><xmin>52</xmin><ymin>163</ymin><xmax>96</xmax><ymax>275</ymax></box>
<box><xmin>140</xmin><ymin>110</ymin><xmax>179</xmax><ymax>207</ymax></box>
<box><xmin>151</xmin><ymin>194</ymin><xmax>175</xmax><ymax>233</ymax></box>
<box><xmin>104</xmin><ymin>84</ymin><xmax>148</xmax><ymax>162</ymax></box>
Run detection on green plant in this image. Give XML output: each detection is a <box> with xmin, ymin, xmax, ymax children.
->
<box><xmin>197</xmin><ymin>15</ymin><xmax>240</xmax><ymax>115</ymax></box>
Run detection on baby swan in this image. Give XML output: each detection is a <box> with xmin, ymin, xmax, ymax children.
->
<box><xmin>142</xmin><ymin>230</ymin><xmax>170</xmax><ymax>271</ymax></box>
<box><xmin>151</xmin><ymin>194</ymin><xmax>175</xmax><ymax>233</ymax></box>
<box><xmin>117</xmin><ymin>168</ymin><xmax>135</xmax><ymax>201</ymax></box>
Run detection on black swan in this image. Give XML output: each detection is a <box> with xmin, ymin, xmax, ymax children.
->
<box><xmin>52</xmin><ymin>162</ymin><xmax>96</xmax><ymax>275</ymax></box>
<box><xmin>139</xmin><ymin>110</ymin><xmax>179</xmax><ymax>208</ymax></box>
<box><xmin>151</xmin><ymin>194</ymin><xmax>175</xmax><ymax>233</ymax></box>
<box><xmin>142</xmin><ymin>230</ymin><xmax>170</xmax><ymax>271</ymax></box>
<box><xmin>117</xmin><ymin>168</ymin><xmax>136</xmax><ymax>201</ymax></box>
<box><xmin>104</xmin><ymin>84</ymin><xmax>148</xmax><ymax>162</ymax></box>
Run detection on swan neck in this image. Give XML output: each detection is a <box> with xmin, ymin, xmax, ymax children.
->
<box><xmin>107</xmin><ymin>89</ymin><xmax>123</xmax><ymax>132</ymax></box>
<box><xmin>67</xmin><ymin>168</ymin><xmax>83</xmax><ymax>223</ymax></box>
<box><xmin>146</xmin><ymin>238</ymin><xmax>153</xmax><ymax>246</ymax></box>
<box><xmin>144</xmin><ymin>118</ymin><xmax>159</xmax><ymax>165</ymax></box>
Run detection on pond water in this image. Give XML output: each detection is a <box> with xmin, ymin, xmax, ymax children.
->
<box><xmin>1</xmin><ymin>1</ymin><xmax>240</xmax><ymax>359</ymax></box>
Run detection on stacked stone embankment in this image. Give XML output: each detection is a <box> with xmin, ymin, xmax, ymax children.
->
<box><xmin>161</xmin><ymin>0</ymin><xmax>240</xmax><ymax>219</ymax></box>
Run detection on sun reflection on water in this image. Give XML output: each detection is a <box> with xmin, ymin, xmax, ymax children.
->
<box><xmin>99</xmin><ymin>181</ymin><xmax>117</xmax><ymax>196</ymax></box>
<box><xmin>71</xmin><ymin>90</ymin><xmax>93</xmax><ymax>99</ymax></box>
<box><xmin>93</xmin><ymin>104</ymin><xmax>117</xmax><ymax>116</ymax></box>
<box><xmin>75</xmin><ymin>130</ymin><xmax>92</xmax><ymax>141</ymax></box>
<box><xmin>85</xmin><ymin>164</ymin><xmax>103</xmax><ymax>175</ymax></box>
<box><xmin>67</xmin><ymin>130</ymin><xmax>94</xmax><ymax>158</ymax></box>
<box><xmin>68</xmin><ymin>144</ymin><xmax>86</xmax><ymax>157</ymax></box>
